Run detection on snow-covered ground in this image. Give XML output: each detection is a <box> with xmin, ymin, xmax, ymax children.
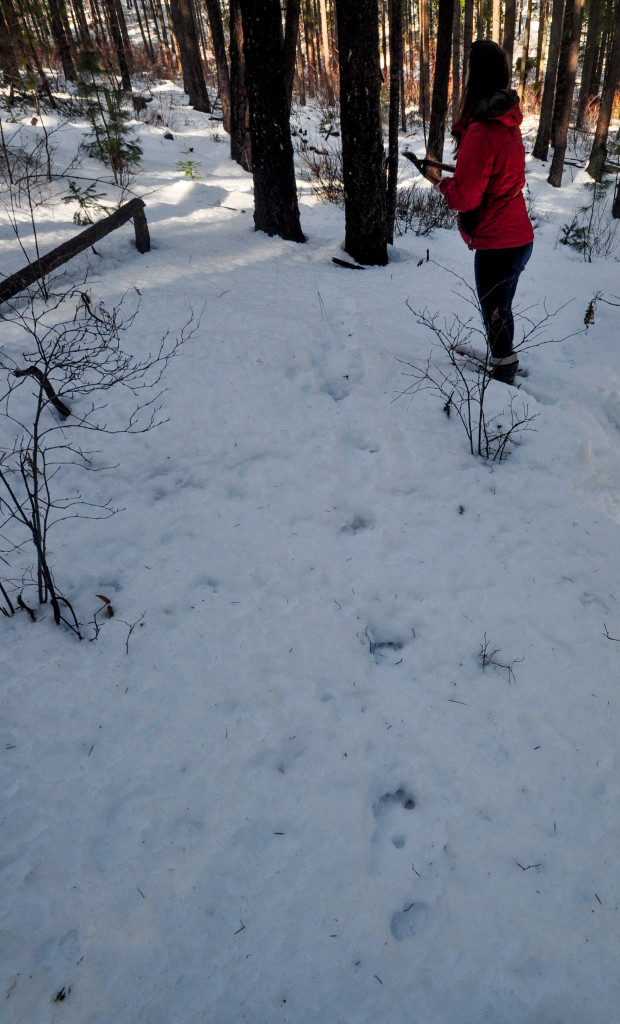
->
<box><xmin>1</xmin><ymin>86</ymin><xmax>620</xmax><ymax>1023</ymax></box>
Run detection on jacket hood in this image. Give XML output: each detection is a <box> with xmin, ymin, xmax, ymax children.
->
<box><xmin>452</xmin><ymin>89</ymin><xmax>522</xmax><ymax>139</ymax></box>
<box><xmin>472</xmin><ymin>89</ymin><xmax>522</xmax><ymax>124</ymax></box>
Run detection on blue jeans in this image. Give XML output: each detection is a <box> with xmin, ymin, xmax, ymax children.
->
<box><xmin>474</xmin><ymin>242</ymin><xmax>533</xmax><ymax>360</ymax></box>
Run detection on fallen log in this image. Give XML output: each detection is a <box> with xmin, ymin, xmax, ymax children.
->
<box><xmin>0</xmin><ymin>197</ymin><xmax>150</xmax><ymax>306</ymax></box>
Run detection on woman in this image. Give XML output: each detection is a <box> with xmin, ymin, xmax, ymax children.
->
<box><xmin>428</xmin><ymin>40</ymin><xmax>534</xmax><ymax>385</ymax></box>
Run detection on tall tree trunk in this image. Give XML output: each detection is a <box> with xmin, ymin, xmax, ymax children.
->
<box><xmin>492</xmin><ymin>0</ymin><xmax>501</xmax><ymax>42</ymax></box>
<box><xmin>318</xmin><ymin>0</ymin><xmax>334</xmax><ymax>103</ymax></box>
<box><xmin>204</xmin><ymin>0</ymin><xmax>231</xmax><ymax>130</ymax></box>
<box><xmin>238</xmin><ymin>0</ymin><xmax>304</xmax><ymax>242</ymax></box>
<box><xmin>503</xmin><ymin>0</ymin><xmax>517</xmax><ymax>75</ymax></box>
<box><xmin>303</xmin><ymin>0</ymin><xmax>317</xmax><ymax>96</ymax></box>
<box><xmin>427</xmin><ymin>0</ymin><xmax>455</xmax><ymax>162</ymax></box>
<box><xmin>548</xmin><ymin>0</ymin><xmax>585</xmax><ymax>185</ymax></box>
<box><xmin>297</xmin><ymin>34</ymin><xmax>307</xmax><ymax>104</ymax></box>
<box><xmin>551</xmin><ymin>0</ymin><xmax>582</xmax><ymax>144</ymax></box>
<box><xmin>229</xmin><ymin>0</ymin><xmax>252</xmax><ymax>170</ymax></box>
<box><xmin>386</xmin><ymin>0</ymin><xmax>404</xmax><ymax>245</ymax></box>
<box><xmin>519</xmin><ymin>0</ymin><xmax>534</xmax><ymax>94</ymax></box>
<box><xmin>48</xmin><ymin>0</ymin><xmax>77</xmax><ymax>80</ymax></box>
<box><xmin>283</xmin><ymin>0</ymin><xmax>302</xmax><ymax>109</ymax></box>
<box><xmin>534</xmin><ymin>0</ymin><xmax>549</xmax><ymax>86</ymax></box>
<box><xmin>101</xmin><ymin>0</ymin><xmax>132</xmax><ymax>89</ymax></box>
<box><xmin>462</xmin><ymin>0</ymin><xmax>474</xmax><ymax>85</ymax></box>
<box><xmin>169</xmin><ymin>0</ymin><xmax>211</xmax><ymax>110</ymax></box>
<box><xmin>587</xmin><ymin>0</ymin><xmax>620</xmax><ymax>176</ymax></box>
<box><xmin>576</xmin><ymin>0</ymin><xmax>603</xmax><ymax>126</ymax></box>
<box><xmin>0</xmin><ymin>2</ymin><xmax>24</xmax><ymax>88</ymax></box>
<box><xmin>335</xmin><ymin>0</ymin><xmax>387</xmax><ymax>265</ymax></box>
<box><xmin>532</xmin><ymin>0</ymin><xmax>565</xmax><ymax>158</ymax></box>
<box><xmin>419</xmin><ymin>0</ymin><xmax>431</xmax><ymax>119</ymax></box>
<box><xmin>451</xmin><ymin>0</ymin><xmax>461</xmax><ymax>120</ymax></box>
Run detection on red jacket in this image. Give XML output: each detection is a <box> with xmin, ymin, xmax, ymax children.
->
<box><xmin>438</xmin><ymin>90</ymin><xmax>534</xmax><ymax>250</ymax></box>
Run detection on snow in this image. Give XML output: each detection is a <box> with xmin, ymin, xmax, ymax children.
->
<box><xmin>1</xmin><ymin>87</ymin><xmax>620</xmax><ymax>1023</ymax></box>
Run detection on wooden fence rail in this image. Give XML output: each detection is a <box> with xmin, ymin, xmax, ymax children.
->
<box><xmin>0</xmin><ymin>197</ymin><xmax>150</xmax><ymax>306</ymax></box>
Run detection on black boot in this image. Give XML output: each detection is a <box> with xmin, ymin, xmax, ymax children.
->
<box><xmin>490</xmin><ymin>352</ymin><xmax>519</xmax><ymax>385</ymax></box>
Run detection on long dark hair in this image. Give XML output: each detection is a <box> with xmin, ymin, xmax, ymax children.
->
<box><xmin>456</xmin><ymin>39</ymin><xmax>510</xmax><ymax>125</ymax></box>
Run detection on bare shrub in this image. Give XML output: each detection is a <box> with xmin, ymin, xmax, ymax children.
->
<box><xmin>298</xmin><ymin>145</ymin><xmax>344</xmax><ymax>204</ymax></box>
<box><xmin>394</xmin><ymin>182</ymin><xmax>457</xmax><ymax>236</ymax></box>
<box><xmin>0</xmin><ymin>285</ymin><xmax>199</xmax><ymax>636</ymax></box>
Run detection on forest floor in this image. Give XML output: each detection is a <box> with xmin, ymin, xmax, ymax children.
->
<box><xmin>1</xmin><ymin>84</ymin><xmax>620</xmax><ymax>1024</ymax></box>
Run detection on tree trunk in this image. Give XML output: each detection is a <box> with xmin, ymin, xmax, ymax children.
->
<box><xmin>548</xmin><ymin>0</ymin><xmax>585</xmax><ymax>186</ymax></box>
<box><xmin>283</xmin><ymin>0</ymin><xmax>302</xmax><ymax>109</ymax></box>
<box><xmin>238</xmin><ymin>0</ymin><xmax>305</xmax><ymax>242</ymax></box>
<box><xmin>229</xmin><ymin>0</ymin><xmax>252</xmax><ymax>170</ymax></box>
<box><xmin>551</xmin><ymin>0</ymin><xmax>581</xmax><ymax>144</ymax></box>
<box><xmin>519</xmin><ymin>0</ymin><xmax>534</xmax><ymax>94</ymax></box>
<box><xmin>492</xmin><ymin>0</ymin><xmax>501</xmax><ymax>42</ymax></box>
<box><xmin>586</xmin><ymin>0</ymin><xmax>620</xmax><ymax>177</ymax></box>
<box><xmin>503</xmin><ymin>0</ymin><xmax>517</xmax><ymax>77</ymax></box>
<box><xmin>576</xmin><ymin>0</ymin><xmax>603</xmax><ymax>127</ymax></box>
<box><xmin>462</xmin><ymin>0</ymin><xmax>474</xmax><ymax>86</ymax></box>
<box><xmin>386</xmin><ymin>0</ymin><xmax>404</xmax><ymax>245</ymax></box>
<box><xmin>48</xmin><ymin>0</ymin><xmax>77</xmax><ymax>81</ymax></box>
<box><xmin>534</xmin><ymin>0</ymin><xmax>549</xmax><ymax>86</ymax></box>
<box><xmin>169</xmin><ymin>0</ymin><xmax>211</xmax><ymax>110</ymax></box>
<box><xmin>451</xmin><ymin>0</ymin><xmax>461</xmax><ymax>120</ymax></box>
<box><xmin>427</xmin><ymin>0</ymin><xmax>455</xmax><ymax>163</ymax></box>
<box><xmin>303</xmin><ymin>0</ymin><xmax>317</xmax><ymax>96</ymax></box>
<box><xmin>335</xmin><ymin>0</ymin><xmax>387</xmax><ymax>265</ymax></box>
<box><xmin>0</xmin><ymin>1</ymin><xmax>24</xmax><ymax>88</ymax></box>
<box><xmin>318</xmin><ymin>0</ymin><xmax>334</xmax><ymax>103</ymax></box>
<box><xmin>101</xmin><ymin>0</ymin><xmax>132</xmax><ymax>89</ymax></box>
<box><xmin>419</xmin><ymin>0</ymin><xmax>431</xmax><ymax>119</ymax></box>
<box><xmin>204</xmin><ymin>0</ymin><xmax>231</xmax><ymax>130</ymax></box>
<box><xmin>532</xmin><ymin>0</ymin><xmax>565</xmax><ymax>158</ymax></box>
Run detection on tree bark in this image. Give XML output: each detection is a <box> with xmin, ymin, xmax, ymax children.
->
<box><xmin>503</xmin><ymin>0</ymin><xmax>517</xmax><ymax>75</ymax></box>
<box><xmin>462</xmin><ymin>0</ymin><xmax>474</xmax><ymax>86</ymax></box>
<box><xmin>204</xmin><ymin>0</ymin><xmax>231</xmax><ymax>130</ymax></box>
<box><xmin>548</xmin><ymin>0</ymin><xmax>585</xmax><ymax>186</ymax></box>
<box><xmin>283</xmin><ymin>0</ymin><xmax>302</xmax><ymax>109</ymax></box>
<box><xmin>587</xmin><ymin>0</ymin><xmax>620</xmax><ymax>177</ymax></box>
<box><xmin>492</xmin><ymin>0</ymin><xmax>501</xmax><ymax>42</ymax></box>
<box><xmin>419</xmin><ymin>0</ymin><xmax>431</xmax><ymax>119</ymax></box>
<box><xmin>101</xmin><ymin>0</ymin><xmax>132</xmax><ymax>89</ymax></box>
<box><xmin>169</xmin><ymin>0</ymin><xmax>211</xmax><ymax>110</ymax></box>
<box><xmin>47</xmin><ymin>0</ymin><xmax>77</xmax><ymax>81</ymax></box>
<box><xmin>576</xmin><ymin>0</ymin><xmax>603</xmax><ymax>127</ymax></box>
<box><xmin>238</xmin><ymin>0</ymin><xmax>305</xmax><ymax>242</ymax></box>
<box><xmin>532</xmin><ymin>0</ymin><xmax>565</xmax><ymax>158</ymax></box>
<box><xmin>426</xmin><ymin>0</ymin><xmax>456</xmax><ymax>163</ymax></box>
<box><xmin>0</xmin><ymin>1</ymin><xmax>24</xmax><ymax>88</ymax></box>
<box><xmin>335</xmin><ymin>0</ymin><xmax>387</xmax><ymax>265</ymax></box>
<box><xmin>451</xmin><ymin>0</ymin><xmax>461</xmax><ymax>120</ymax></box>
<box><xmin>534</xmin><ymin>0</ymin><xmax>549</xmax><ymax>86</ymax></box>
<box><xmin>386</xmin><ymin>0</ymin><xmax>404</xmax><ymax>245</ymax></box>
<box><xmin>229</xmin><ymin>0</ymin><xmax>252</xmax><ymax>170</ymax></box>
<box><xmin>551</xmin><ymin>0</ymin><xmax>582</xmax><ymax>144</ymax></box>
<box><xmin>519</xmin><ymin>0</ymin><xmax>533</xmax><ymax>94</ymax></box>
<box><xmin>318</xmin><ymin>0</ymin><xmax>334</xmax><ymax>103</ymax></box>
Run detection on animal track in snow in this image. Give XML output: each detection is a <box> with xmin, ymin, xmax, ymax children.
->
<box><xmin>390</xmin><ymin>900</ymin><xmax>428</xmax><ymax>940</ymax></box>
<box><xmin>369</xmin><ymin>787</ymin><xmax>416</xmax><ymax>871</ymax></box>
<box><xmin>373</xmin><ymin>787</ymin><xmax>416</xmax><ymax>817</ymax></box>
<box><xmin>341</xmin><ymin>515</ymin><xmax>373</xmax><ymax>534</ymax></box>
<box><xmin>371</xmin><ymin>787</ymin><xmax>429</xmax><ymax>939</ymax></box>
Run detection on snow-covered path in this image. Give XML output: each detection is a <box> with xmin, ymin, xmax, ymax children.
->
<box><xmin>2</xmin><ymin>95</ymin><xmax>620</xmax><ymax>1022</ymax></box>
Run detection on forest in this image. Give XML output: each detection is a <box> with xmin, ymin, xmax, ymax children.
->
<box><xmin>1</xmin><ymin>0</ymin><xmax>619</xmax><ymax>264</ymax></box>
